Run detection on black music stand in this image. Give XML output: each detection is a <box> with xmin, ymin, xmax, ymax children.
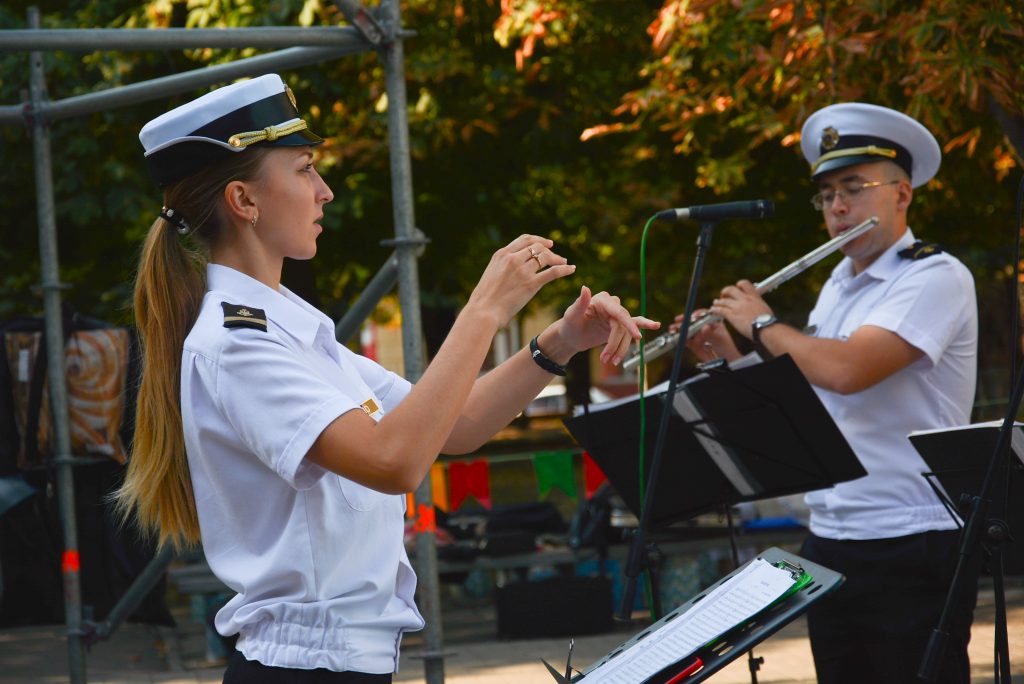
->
<box><xmin>909</xmin><ymin>422</ymin><xmax>1024</xmax><ymax>573</ymax></box>
<box><xmin>909</xmin><ymin>421</ymin><xmax>1024</xmax><ymax>681</ymax></box>
<box><xmin>563</xmin><ymin>354</ymin><xmax>866</xmax><ymax>529</ymax></box>
<box><xmin>541</xmin><ymin>547</ymin><xmax>844</xmax><ymax>683</ymax></box>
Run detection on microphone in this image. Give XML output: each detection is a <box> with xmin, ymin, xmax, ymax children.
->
<box><xmin>656</xmin><ymin>199</ymin><xmax>774</xmax><ymax>222</ymax></box>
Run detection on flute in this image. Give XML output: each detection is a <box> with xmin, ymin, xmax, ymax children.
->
<box><xmin>622</xmin><ymin>215</ymin><xmax>879</xmax><ymax>371</ymax></box>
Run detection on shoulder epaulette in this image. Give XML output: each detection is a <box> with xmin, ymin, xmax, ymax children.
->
<box><xmin>897</xmin><ymin>240</ymin><xmax>944</xmax><ymax>260</ymax></box>
<box><xmin>221</xmin><ymin>302</ymin><xmax>267</xmax><ymax>332</ymax></box>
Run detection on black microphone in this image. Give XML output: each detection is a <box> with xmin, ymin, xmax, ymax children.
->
<box><xmin>656</xmin><ymin>199</ymin><xmax>774</xmax><ymax>222</ymax></box>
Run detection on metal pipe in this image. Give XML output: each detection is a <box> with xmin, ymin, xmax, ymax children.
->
<box><xmin>375</xmin><ymin>2</ymin><xmax>443</xmax><ymax>682</ymax></box>
<box><xmin>333</xmin><ymin>0</ymin><xmax>387</xmax><ymax>45</ymax></box>
<box><xmin>0</xmin><ymin>105</ymin><xmax>20</xmax><ymax>124</ymax></box>
<box><xmin>27</xmin><ymin>7</ymin><xmax>86</xmax><ymax>683</ymax></box>
<box><xmin>334</xmin><ymin>228</ymin><xmax>428</xmax><ymax>344</ymax></box>
<box><xmin>335</xmin><ymin>253</ymin><xmax>399</xmax><ymax>344</ymax></box>
<box><xmin>87</xmin><ymin>546</ymin><xmax>177</xmax><ymax>644</ymax></box>
<box><xmin>1</xmin><ymin>44</ymin><xmax>373</xmax><ymax>126</ymax></box>
<box><xmin>4</xmin><ymin>13</ymin><xmax>433</xmax><ymax>681</ymax></box>
<box><xmin>0</xmin><ymin>26</ymin><xmax>372</xmax><ymax>51</ymax></box>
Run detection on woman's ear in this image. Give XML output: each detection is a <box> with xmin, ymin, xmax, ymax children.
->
<box><xmin>223</xmin><ymin>180</ymin><xmax>258</xmax><ymax>226</ymax></box>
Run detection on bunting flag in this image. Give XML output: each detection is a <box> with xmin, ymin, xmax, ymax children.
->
<box><xmin>448</xmin><ymin>459</ymin><xmax>492</xmax><ymax>510</ymax></box>
<box><xmin>413</xmin><ymin>503</ymin><xmax>437</xmax><ymax>534</ymax></box>
<box><xmin>533</xmin><ymin>450</ymin><xmax>577</xmax><ymax>500</ymax></box>
<box><xmin>407</xmin><ymin>464</ymin><xmax>450</xmax><ymax>517</ymax></box>
<box><xmin>583</xmin><ymin>451</ymin><xmax>608</xmax><ymax>499</ymax></box>
<box><xmin>430</xmin><ymin>462</ymin><xmax>449</xmax><ymax>512</ymax></box>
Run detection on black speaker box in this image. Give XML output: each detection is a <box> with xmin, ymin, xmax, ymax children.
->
<box><xmin>495</xmin><ymin>575</ymin><xmax>613</xmax><ymax>639</ymax></box>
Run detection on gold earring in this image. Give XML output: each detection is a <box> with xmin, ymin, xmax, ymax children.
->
<box><xmin>251</xmin><ymin>212</ymin><xmax>258</xmax><ymax>227</ymax></box>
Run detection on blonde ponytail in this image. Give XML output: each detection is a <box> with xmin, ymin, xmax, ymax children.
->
<box><xmin>117</xmin><ymin>218</ymin><xmax>205</xmax><ymax>549</ymax></box>
<box><xmin>115</xmin><ymin>148</ymin><xmax>272</xmax><ymax>550</ymax></box>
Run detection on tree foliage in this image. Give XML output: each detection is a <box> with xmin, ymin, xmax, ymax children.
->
<box><xmin>1</xmin><ymin>0</ymin><xmax>1022</xmax><ymax>404</ymax></box>
<box><xmin>499</xmin><ymin>0</ymin><xmax>1024</xmax><ymax>404</ymax></box>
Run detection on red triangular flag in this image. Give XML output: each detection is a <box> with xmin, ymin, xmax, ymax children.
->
<box><xmin>583</xmin><ymin>451</ymin><xmax>608</xmax><ymax>499</ymax></box>
<box><xmin>448</xmin><ymin>459</ymin><xmax>492</xmax><ymax>510</ymax></box>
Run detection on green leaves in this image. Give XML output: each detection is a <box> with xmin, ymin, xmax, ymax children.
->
<box><xmin>0</xmin><ymin>0</ymin><xmax>1020</xmax><ymax>391</ymax></box>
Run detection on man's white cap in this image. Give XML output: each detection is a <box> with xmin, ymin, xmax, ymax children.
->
<box><xmin>800</xmin><ymin>102</ymin><xmax>940</xmax><ymax>188</ymax></box>
<box><xmin>139</xmin><ymin>74</ymin><xmax>322</xmax><ymax>187</ymax></box>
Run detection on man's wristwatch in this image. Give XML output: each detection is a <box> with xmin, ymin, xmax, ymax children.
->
<box><xmin>751</xmin><ymin>313</ymin><xmax>779</xmax><ymax>356</ymax></box>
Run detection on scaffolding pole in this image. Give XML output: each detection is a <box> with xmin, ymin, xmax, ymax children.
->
<box><xmin>335</xmin><ymin>228</ymin><xmax>428</xmax><ymax>345</ymax></box>
<box><xmin>0</xmin><ymin>42</ymin><xmax>388</xmax><ymax>126</ymax></box>
<box><xmin>0</xmin><ymin>26</ymin><xmax>383</xmax><ymax>51</ymax></box>
<box><xmin>25</xmin><ymin>7</ymin><xmax>86</xmax><ymax>683</ymax></box>
<box><xmin>374</xmin><ymin>2</ymin><xmax>445</xmax><ymax>682</ymax></box>
<box><xmin>1</xmin><ymin>4</ymin><xmax>443</xmax><ymax>681</ymax></box>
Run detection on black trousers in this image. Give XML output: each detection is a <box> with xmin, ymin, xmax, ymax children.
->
<box><xmin>223</xmin><ymin>650</ymin><xmax>393</xmax><ymax>684</ymax></box>
<box><xmin>799</xmin><ymin>531</ymin><xmax>978</xmax><ymax>684</ymax></box>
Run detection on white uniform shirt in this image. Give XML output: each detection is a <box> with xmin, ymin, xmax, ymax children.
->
<box><xmin>805</xmin><ymin>229</ymin><xmax>978</xmax><ymax>540</ymax></box>
<box><xmin>181</xmin><ymin>264</ymin><xmax>424</xmax><ymax>673</ymax></box>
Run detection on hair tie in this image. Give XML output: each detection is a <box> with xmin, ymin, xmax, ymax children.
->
<box><xmin>159</xmin><ymin>207</ymin><xmax>193</xmax><ymax>235</ymax></box>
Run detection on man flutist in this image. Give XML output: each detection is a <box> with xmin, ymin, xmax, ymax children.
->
<box><xmin>688</xmin><ymin>103</ymin><xmax>979</xmax><ymax>683</ymax></box>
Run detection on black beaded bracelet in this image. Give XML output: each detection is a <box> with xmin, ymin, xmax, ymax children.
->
<box><xmin>530</xmin><ymin>335</ymin><xmax>567</xmax><ymax>376</ymax></box>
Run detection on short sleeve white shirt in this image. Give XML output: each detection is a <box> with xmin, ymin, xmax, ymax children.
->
<box><xmin>181</xmin><ymin>264</ymin><xmax>424</xmax><ymax>673</ymax></box>
<box><xmin>804</xmin><ymin>229</ymin><xmax>978</xmax><ymax>540</ymax></box>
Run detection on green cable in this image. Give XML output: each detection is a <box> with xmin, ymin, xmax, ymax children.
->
<box><xmin>638</xmin><ymin>214</ymin><xmax>657</xmax><ymax>505</ymax></box>
<box><xmin>638</xmin><ymin>214</ymin><xmax>657</xmax><ymax>619</ymax></box>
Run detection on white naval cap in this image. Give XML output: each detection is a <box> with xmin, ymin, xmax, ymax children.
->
<box><xmin>139</xmin><ymin>74</ymin><xmax>322</xmax><ymax>188</ymax></box>
<box><xmin>800</xmin><ymin>102</ymin><xmax>940</xmax><ymax>188</ymax></box>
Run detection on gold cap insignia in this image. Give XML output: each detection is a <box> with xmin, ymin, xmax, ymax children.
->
<box><xmin>285</xmin><ymin>85</ymin><xmax>298</xmax><ymax>111</ymax></box>
<box><xmin>821</xmin><ymin>126</ymin><xmax>840</xmax><ymax>150</ymax></box>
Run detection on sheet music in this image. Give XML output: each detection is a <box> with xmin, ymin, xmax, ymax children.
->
<box><xmin>582</xmin><ymin>559</ymin><xmax>795</xmax><ymax>683</ymax></box>
<box><xmin>571</xmin><ymin>380</ymin><xmax>671</xmax><ymax>416</ymax></box>
<box><xmin>571</xmin><ymin>353</ymin><xmax>764</xmax><ymax>418</ymax></box>
<box><xmin>908</xmin><ymin>421</ymin><xmax>1024</xmax><ymax>466</ymax></box>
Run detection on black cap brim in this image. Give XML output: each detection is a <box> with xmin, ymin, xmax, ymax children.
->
<box><xmin>147</xmin><ymin>132</ymin><xmax>323</xmax><ymax>188</ymax></box>
<box><xmin>811</xmin><ymin>154</ymin><xmax>893</xmax><ymax>181</ymax></box>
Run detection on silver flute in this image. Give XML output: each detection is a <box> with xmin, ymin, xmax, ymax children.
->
<box><xmin>622</xmin><ymin>215</ymin><xmax>879</xmax><ymax>371</ymax></box>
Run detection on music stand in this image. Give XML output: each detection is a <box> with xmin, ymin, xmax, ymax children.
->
<box><xmin>564</xmin><ymin>354</ymin><xmax>866</xmax><ymax>528</ymax></box>
<box><xmin>541</xmin><ymin>547</ymin><xmax>844</xmax><ymax>683</ymax></box>
<box><xmin>909</xmin><ymin>422</ymin><xmax>1024</xmax><ymax>573</ymax></box>
<box><xmin>909</xmin><ymin>422</ymin><xmax>1023</xmax><ymax>682</ymax></box>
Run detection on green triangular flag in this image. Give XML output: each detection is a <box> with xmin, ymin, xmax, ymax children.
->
<box><xmin>533</xmin><ymin>450</ymin><xmax>577</xmax><ymax>500</ymax></box>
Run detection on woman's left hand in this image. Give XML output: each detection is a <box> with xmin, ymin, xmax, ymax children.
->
<box><xmin>544</xmin><ymin>286</ymin><xmax>660</xmax><ymax>367</ymax></box>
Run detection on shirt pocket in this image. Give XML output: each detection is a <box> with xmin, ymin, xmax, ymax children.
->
<box><xmin>338</xmin><ymin>477</ymin><xmax>389</xmax><ymax>512</ymax></box>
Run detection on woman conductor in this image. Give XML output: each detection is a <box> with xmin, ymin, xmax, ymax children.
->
<box><xmin>115</xmin><ymin>74</ymin><xmax>658</xmax><ymax>683</ymax></box>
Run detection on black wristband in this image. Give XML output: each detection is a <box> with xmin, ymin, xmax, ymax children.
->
<box><xmin>530</xmin><ymin>335</ymin><xmax>567</xmax><ymax>376</ymax></box>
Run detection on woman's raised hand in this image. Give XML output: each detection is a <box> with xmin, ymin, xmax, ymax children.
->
<box><xmin>543</xmin><ymin>286</ymin><xmax>660</xmax><ymax>367</ymax></box>
<box><xmin>465</xmin><ymin>234</ymin><xmax>576</xmax><ymax>328</ymax></box>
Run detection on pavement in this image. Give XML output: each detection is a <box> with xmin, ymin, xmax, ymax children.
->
<box><xmin>0</xmin><ymin>580</ymin><xmax>1021</xmax><ymax>683</ymax></box>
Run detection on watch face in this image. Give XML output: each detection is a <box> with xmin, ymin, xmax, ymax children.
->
<box><xmin>754</xmin><ymin>314</ymin><xmax>774</xmax><ymax>326</ymax></box>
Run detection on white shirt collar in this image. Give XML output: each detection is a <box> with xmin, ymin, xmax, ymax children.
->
<box><xmin>831</xmin><ymin>227</ymin><xmax>917</xmax><ymax>286</ymax></box>
<box><xmin>206</xmin><ymin>263</ymin><xmax>333</xmax><ymax>347</ymax></box>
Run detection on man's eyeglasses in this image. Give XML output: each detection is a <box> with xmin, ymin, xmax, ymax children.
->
<box><xmin>811</xmin><ymin>179</ymin><xmax>900</xmax><ymax>211</ymax></box>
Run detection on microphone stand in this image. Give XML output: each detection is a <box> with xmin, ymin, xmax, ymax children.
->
<box><xmin>917</xmin><ymin>364</ymin><xmax>1020</xmax><ymax>682</ymax></box>
<box><xmin>620</xmin><ymin>219</ymin><xmax>717</xmax><ymax>620</ymax></box>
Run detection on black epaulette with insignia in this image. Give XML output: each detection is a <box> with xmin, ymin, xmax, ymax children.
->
<box><xmin>221</xmin><ymin>302</ymin><xmax>267</xmax><ymax>332</ymax></box>
<box><xmin>897</xmin><ymin>241</ymin><xmax>944</xmax><ymax>260</ymax></box>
